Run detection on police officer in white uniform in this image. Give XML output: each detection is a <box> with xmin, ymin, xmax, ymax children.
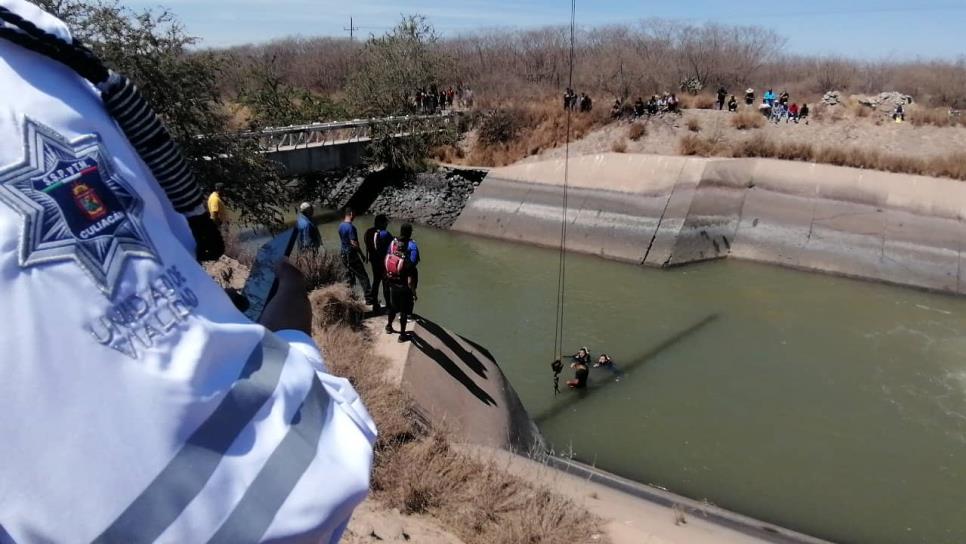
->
<box><xmin>0</xmin><ymin>1</ymin><xmax>376</xmax><ymax>542</ymax></box>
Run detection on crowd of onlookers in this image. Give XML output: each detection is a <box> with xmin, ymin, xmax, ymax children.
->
<box><xmin>411</xmin><ymin>84</ymin><xmax>474</xmax><ymax>114</ymax></box>
<box><xmin>613</xmin><ymin>93</ymin><xmax>682</xmax><ymax>119</ymax></box>
<box><xmin>564</xmin><ymin>88</ymin><xmax>594</xmax><ymax>112</ymax></box>
<box><xmin>726</xmin><ymin>87</ymin><xmax>811</xmax><ymax>125</ymax></box>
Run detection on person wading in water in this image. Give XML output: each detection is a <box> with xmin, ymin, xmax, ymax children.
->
<box><xmin>567</xmin><ymin>347</ymin><xmax>591</xmax><ymax>389</ymax></box>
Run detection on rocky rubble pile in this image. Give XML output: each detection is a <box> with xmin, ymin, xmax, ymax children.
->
<box><xmin>854</xmin><ymin>91</ymin><xmax>914</xmax><ymax>111</ymax></box>
<box><xmin>368</xmin><ymin>168</ymin><xmax>486</xmax><ymax>229</ymax></box>
<box><xmin>822</xmin><ymin>90</ymin><xmax>914</xmax><ymax>111</ymax></box>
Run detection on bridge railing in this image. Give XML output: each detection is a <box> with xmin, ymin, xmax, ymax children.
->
<box><xmin>242</xmin><ymin>113</ymin><xmax>458</xmax><ymax>151</ymax></box>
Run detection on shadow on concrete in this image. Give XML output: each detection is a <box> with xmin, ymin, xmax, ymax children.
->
<box><xmin>409</xmin><ymin>332</ymin><xmax>497</xmax><ymax>407</ymax></box>
<box><xmin>344</xmin><ymin>169</ymin><xmax>399</xmax><ymax>214</ymax></box>
<box><xmin>415</xmin><ymin>316</ymin><xmax>489</xmax><ymax>379</ymax></box>
<box><xmin>456</xmin><ymin>334</ymin><xmax>497</xmax><ymax>364</ymax></box>
<box><xmin>533</xmin><ymin>314</ymin><xmax>720</xmax><ymax>426</ymax></box>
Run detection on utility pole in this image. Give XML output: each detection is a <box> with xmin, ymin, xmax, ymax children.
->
<box><xmin>344</xmin><ymin>16</ymin><xmax>359</xmax><ymax>40</ymax></box>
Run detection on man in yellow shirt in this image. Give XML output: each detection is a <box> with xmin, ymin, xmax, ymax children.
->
<box><xmin>208</xmin><ymin>183</ymin><xmax>226</xmax><ymax>225</ymax></box>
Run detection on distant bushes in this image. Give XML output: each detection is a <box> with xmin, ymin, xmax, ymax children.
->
<box><xmin>477</xmin><ymin>108</ymin><xmax>530</xmax><ymax>146</ymax></box>
<box><xmin>466</xmin><ymin>99</ymin><xmax>610</xmax><ymax>166</ymax></box>
<box><xmin>677</xmin><ymin>133</ymin><xmax>966</xmax><ymax>181</ymax></box>
<box><xmin>687</xmin><ymin>118</ymin><xmax>702</xmax><ymax>132</ymax></box>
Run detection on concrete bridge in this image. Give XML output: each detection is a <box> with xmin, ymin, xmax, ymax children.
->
<box><xmin>246</xmin><ymin>113</ymin><xmax>456</xmax><ymax>175</ymax></box>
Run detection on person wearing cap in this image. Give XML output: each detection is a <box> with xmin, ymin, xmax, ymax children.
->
<box><xmin>0</xmin><ymin>1</ymin><xmax>375</xmax><ymax>542</ymax></box>
<box><xmin>296</xmin><ymin>201</ymin><xmax>321</xmax><ymax>254</ymax></box>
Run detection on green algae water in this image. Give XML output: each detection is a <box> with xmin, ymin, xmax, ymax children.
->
<box><xmin>314</xmin><ymin>219</ymin><xmax>966</xmax><ymax>544</ymax></box>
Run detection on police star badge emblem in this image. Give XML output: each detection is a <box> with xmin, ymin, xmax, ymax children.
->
<box><xmin>0</xmin><ymin>118</ymin><xmax>159</xmax><ymax>298</ymax></box>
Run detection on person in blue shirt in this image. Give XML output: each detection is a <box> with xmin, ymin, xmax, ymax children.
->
<box><xmin>338</xmin><ymin>207</ymin><xmax>373</xmax><ymax>305</ymax></box>
<box><xmin>764</xmin><ymin>89</ymin><xmax>776</xmax><ymax>107</ymax></box>
<box><xmin>364</xmin><ymin>214</ymin><xmax>393</xmax><ymax>312</ymax></box>
<box><xmin>296</xmin><ymin>202</ymin><xmax>322</xmax><ymax>254</ymax></box>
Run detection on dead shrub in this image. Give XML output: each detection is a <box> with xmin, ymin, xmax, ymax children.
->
<box><xmin>309</xmin><ymin>284</ymin><xmax>365</xmax><ymax>330</ymax></box>
<box><xmin>295</xmin><ymin>250</ymin><xmax>344</xmax><ymax>291</ymax></box>
<box><xmin>730</xmin><ymin>110</ymin><xmax>765</xmax><ymax>130</ymax></box>
<box><xmin>628</xmin><ymin>122</ymin><xmax>647</xmax><ymax>141</ymax></box>
<box><xmin>678</xmin><ymin>134</ymin><xmax>728</xmax><ymax>157</ymax></box>
<box><xmin>686</xmin><ymin>118</ymin><xmax>702</xmax><ymax>132</ymax></box>
<box><xmin>611</xmin><ymin>139</ymin><xmax>628</xmax><ymax>153</ymax></box>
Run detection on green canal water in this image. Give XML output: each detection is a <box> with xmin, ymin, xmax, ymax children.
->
<box><xmin>312</xmin><ymin>218</ymin><xmax>966</xmax><ymax>544</ymax></box>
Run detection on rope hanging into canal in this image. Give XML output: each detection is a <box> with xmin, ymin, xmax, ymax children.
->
<box><xmin>551</xmin><ymin>0</ymin><xmax>577</xmax><ymax>396</ymax></box>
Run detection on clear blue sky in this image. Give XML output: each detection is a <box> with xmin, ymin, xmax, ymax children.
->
<box><xmin>125</xmin><ymin>0</ymin><xmax>966</xmax><ymax>59</ymax></box>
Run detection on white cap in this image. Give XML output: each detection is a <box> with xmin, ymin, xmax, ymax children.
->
<box><xmin>299</xmin><ymin>202</ymin><xmax>313</xmax><ymax>212</ymax></box>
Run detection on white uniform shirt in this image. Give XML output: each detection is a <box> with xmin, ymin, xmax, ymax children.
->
<box><xmin>0</xmin><ymin>2</ymin><xmax>376</xmax><ymax>542</ymax></box>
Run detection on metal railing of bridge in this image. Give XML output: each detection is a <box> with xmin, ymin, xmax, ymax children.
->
<box><xmin>243</xmin><ymin>112</ymin><xmax>458</xmax><ymax>151</ymax></box>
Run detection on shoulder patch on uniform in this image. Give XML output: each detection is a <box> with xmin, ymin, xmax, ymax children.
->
<box><xmin>0</xmin><ymin>118</ymin><xmax>158</xmax><ymax>298</ymax></box>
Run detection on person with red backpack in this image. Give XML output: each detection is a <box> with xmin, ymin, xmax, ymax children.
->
<box><xmin>364</xmin><ymin>214</ymin><xmax>393</xmax><ymax>313</ymax></box>
<box><xmin>385</xmin><ymin>223</ymin><xmax>420</xmax><ymax>342</ymax></box>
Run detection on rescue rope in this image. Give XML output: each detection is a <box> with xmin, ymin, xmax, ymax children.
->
<box><xmin>551</xmin><ymin>0</ymin><xmax>577</xmax><ymax>395</ymax></box>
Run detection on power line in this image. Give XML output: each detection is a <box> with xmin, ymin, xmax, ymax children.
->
<box><xmin>343</xmin><ymin>16</ymin><xmax>359</xmax><ymax>40</ymax></box>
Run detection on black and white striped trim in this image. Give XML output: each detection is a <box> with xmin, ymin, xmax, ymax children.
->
<box><xmin>99</xmin><ymin>74</ymin><xmax>204</xmax><ymax>214</ymax></box>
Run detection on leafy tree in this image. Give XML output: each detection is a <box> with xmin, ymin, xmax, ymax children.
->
<box><xmin>346</xmin><ymin>16</ymin><xmax>458</xmax><ymax>172</ymax></box>
<box><xmin>34</xmin><ymin>0</ymin><xmax>287</xmax><ymax>227</ymax></box>
<box><xmin>239</xmin><ymin>54</ymin><xmax>348</xmax><ymax>129</ymax></box>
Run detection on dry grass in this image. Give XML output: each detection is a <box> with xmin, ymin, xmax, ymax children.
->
<box><xmin>681</xmin><ymin>94</ymin><xmax>716</xmax><ymax>110</ymax></box>
<box><xmin>464</xmin><ymin>98</ymin><xmax>611</xmax><ymax>167</ymax></box>
<box><xmin>312</xmin><ymin>293</ymin><xmax>608</xmax><ymax>544</ymax></box>
<box><xmin>908</xmin><ymin>106</ymin><xmax>964</xmax><ymax>127</ymax></box>
<box><xmin>611</xmin><ymin>139</ymin><xmax>628</xmax><ymax>153</ymax></box>
<box><xmin>730</xmin><ymin>110</ymin><xmax>766</xmax><ymax>130</ymax></box>
<box><xmin>686</xmin><ymin>118</ymin><xmax>702</xmax><ymax>132</ymax></box>
<box><xmin>678</xmin><ymin>132</ymin><xmax>966</xmax><ymax>181</ymax></box>
<box><xmin>294</xmin><ymin>250</ymin><xmax>344</xmax><ymax>291</ymax></box>
<box><xmin>628</xmin><ymin>122</ymin><xmax>648</xmax><ymax>141</ymax></box>
<box><xmin>309</xmin><ymin>284</ymin><xmax>365</xmax><ymax>330</ymax></box>
<box><xmin>678</xmin><ymin>133</ymin><xmax>728</xmax><ymax>156</ymax></box>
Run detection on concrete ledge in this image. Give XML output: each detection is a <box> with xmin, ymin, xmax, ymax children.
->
<box><xmin>454</xmin><ymin>153</ymin><xmax>966</xmax><ymax>294</ymax></box>
<box><xmin>368</xmin><ymin>316</ymin><xmax>543</xmax><ymax>453</ymax></box>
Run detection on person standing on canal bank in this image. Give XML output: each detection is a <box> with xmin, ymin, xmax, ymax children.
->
<box><xmin>296</xmin><ymin>201</ymin><xmax>322</xmax><ymax>254</ymax></box>
<box><xmin>338</xmin><ymin>207</ymin><xmax>373</xmax><ymax>305</ymax></box>
<box><xmin>208</xmin><ymin>182</ymin><xmax>226</xmax><ymax>225</ymax></box>
<box><xmin>364</xmin><ymin>214</ymin><xmax>394</xmax><ymax>312</ymax></box>
<box><xmin>385</xmin><ymin>223</ymin><xmax>419</xmax><ymax>342</ymax></box>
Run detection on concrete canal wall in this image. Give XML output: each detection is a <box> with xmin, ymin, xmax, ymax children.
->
<box><xmin>453</xmin><ymin>153</ymin><xmax>966</xmax><ymax>294</ymax></box>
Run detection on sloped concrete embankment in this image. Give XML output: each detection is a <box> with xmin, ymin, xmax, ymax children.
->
<box><xmin>453</xmin><ymin>153</ymin><xmax>966</xmax><ymax>294</ymax></box>
<box><xmin>368</xmin><ymin>317</ymin><xmax>542</xmax><ymax>453</ymax></box>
